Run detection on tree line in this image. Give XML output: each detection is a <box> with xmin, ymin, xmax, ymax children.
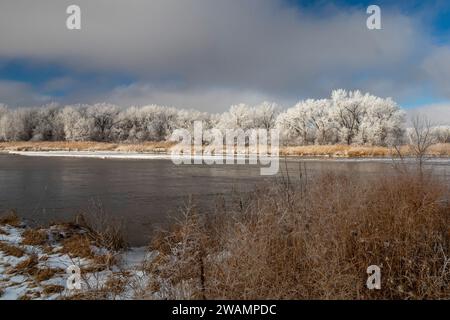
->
<box><xmin>0</xmin><ymin>90</ymin><xmax>449</xmax><ymax>146</ymax></box>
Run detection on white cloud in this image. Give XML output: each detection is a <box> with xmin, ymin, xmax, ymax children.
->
<box><xmin>89</xmin><ymin>83</ymin><xmax>291</xmax><ymax>111</ymax></box>
<box><xmin>0</xmin><ymin>80</ymin><xmax>51</xmax><ymax>106</ymax></box>
<box><xmin>407</xmin><ymin>103</ymin><xmax>450</xmax><ymax>126</ymax></box>
<box><xmin>422</xmin><ymin>47</ymin><xmax>450</xmax><ymax>97</ymax></box>
<box><xmin>0</xmin><ymin>0</ymin><xmax>449</xmax><ymax>112</ymax></box>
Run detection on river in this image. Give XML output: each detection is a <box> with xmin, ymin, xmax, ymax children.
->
<box><xmin>1</xmin><ymin>153</ymin><xmax>449</xmax><ymax>245</ymax></box>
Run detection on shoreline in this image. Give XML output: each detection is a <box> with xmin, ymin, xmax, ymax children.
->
<box><xmin>2</xmin><ymin>169</ymin><xmax>449</xmax><ymax>300</ymax></box>
<box><xmin>1</xmin><ymin>141</ymin><xmax>450</xmax><ymax>159</ymax></box>
<box><xmin>0</xmin><ymin>212</ymin><xmax>151</xmax><ymax>300</ymax></box>
<box><xmin>3</xmin><ymin>150</ymin><xmax>450</xmax><ymax>164</ymax></box>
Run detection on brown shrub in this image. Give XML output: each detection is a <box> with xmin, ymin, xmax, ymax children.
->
<box><xmin>0</xmin><ymin>141</ymin><xmax>175</xmax><ymax>153</ymax></box>
<box><xmin>34</xmin><ymin>268</ymin><xmax>57</xmax><ymax>282</ymax></box>
<box><xmin>9</xmin><ymin>255</ymin><xmax>39</xmax><ymax>276</ymax></box>
<box><xmin>103</xmin><ymin>273</ymin><xmax>129</xmax><ymax>297</ymax></box>
<box><xmin>0</xmin><ymin>210</ymin><xmax>21</xmax><ymax>227</ymax></box>
<box><xmin>21</xmin><ymin>229</ymin><xmax>48</xmax><ymax>246</ymax></box>
<box><xmin>149</xmin><ymin>170</ymin><xmax>450</xmax><ymax>300</ymax></box>
<box><xmin>0</xmin><ymin>242</ymin><xmax>25</xmax><ymax>257</ymax></box>
<box><xmin>42</xmin><ymin>285</ymin><xmax>64</xmax><ymax>295</ymax></box>
<box><xmin>279</xmin><ymin>143</ymin><xmax>450</xmax><ymax>158</ymax></box>
<box><xmin>72</xmin><ymin>204</ymin><xmax>127</xmax><ymax>252</ymax></box>
<box><xmin>54</xmin><ymin>210</ymin><xmax>126</xmax><ymax>272</ymax></box>
<box><xmin>428</xmin><ymin>143</ymin><xmax>450</xmax><ymax>156</ymax></box>
<box><xmin>1</xmin><ymin>141</ymin><xmax>449</xmax><ymax>157</ymax></box>
<box><xmin>61</xmin><ymin>234</ymin><xmax>93</xmax><ymax>258</ymax></box>
<box><xmin>148</xmin><ymin>201</ymin><xmax>211</xmax><ymax>299</ymax></box>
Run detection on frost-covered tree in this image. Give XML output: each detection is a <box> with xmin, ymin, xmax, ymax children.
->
<box><xmin>143</xmin><ymin>105</ymin><xmax>179</xmax><ymax>141</ymax></box>
<box><xmin>253</xmin><ymin>102</ymin><xmax>279</xmax><ymax>130</ymax></box>
<box><xmin>113</xmin><ymin>106</ymin><xmax>143</xmax><ymax>141</ymax></box>
<box><xmin>431</xmin><ymin>126</ymin><xmax>450</xmax><ymax>143</ymax></box>
<box><xmin>218</xmin><ymin>104</ymin><xmax>254</xmax><ymax>131</ymax></box>
<box><xmin>0</xmin><ymin>104</ymin><xmax>7</xmax><ymax>141</ymax></box>
<box><xmin>0</xmin><ymin>105</ymin><xmax>7</xmax><ymax>141</ymax></box>
<box><xmin>0</xmin><ymin>104</ymin><xmax>7</xmax><ymax>119</ymax></box>
<box><xmin>276</xmin><ymin>90</ymin><xmax>405</xmax><ymax>146</ymax></box>
<box><xmin>408</xmin><ymin>115</ymin><xmax>435</xmax><ymax>168</ymax></box>
<box><xmin>31</xmin><ymin>104</ymin><xmax>65</xmax><ymax>141</ymax></box>
<box><xmin>331</xmin><ymin>90</ymin><xmax>368</xmax><ymax>145</ymax></box>
<box><xmin>87</xmin><ymin>104</ymin><xmax>120</xmax><ymax>141</ymax></box>
<box><xmin>303</xmin><ymin>99</ymin><xmax>336</xmax><ymax>144</ymax></box>
<box><xmin>176</xmin><ymin>109</ymin><xmax>211</xmax><ymax>132</ymax></box>
<box><xmin>0</xmin><ymin>90</ymin><xmax>413</xmax><ymax>146</ymax></box>
<box><xmin>0</xmin><ymin>108</ymin><xmax>33</xmax><ymax>141</ymax></box>
<box><xmin>276</xmin><ymin>100</ymin><xmax>317</xmax><ymax>145</ymax></box>
<box><xmin>356</xmin><ymin>97</ymin><xmax>405</xmax><ymax>146</ymax></box>
<box><xmin>59</xmin><ymin>105</ymin><xmax>94</xmax><ymax>141</ymax></box>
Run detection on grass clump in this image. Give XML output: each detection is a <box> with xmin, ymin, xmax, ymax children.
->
<box><xmin>42</xmin><ymin>285</ymin><xmax>65</xmax><ymax>295</ymax></box>
<box><xmin>0</xmin><ymin>210</ymin><xmax>21</xmax><ymax>227</ymax></box>
<box><xmin>61</xmin><ymin>234</ymin><xmax>93</xmax><ymax>259</ymax></box>
<box><xmin>34</xmin><ymin>268</ymin><xmax>57</xmax><ymax>282</ymax></box>
<box><xmin>21</xmin><ymin>229</ymin><xmax>48</xmax><ymax>246</ymax></box>
<box><xmin>149</xmin><ymin>170</ymin><xmax>450</xmax><ymax>300</ymax></box>
<box><xmin>0</xmin><ymin>242</ymin><xmax>25</xmax><ymax>257</ymax></box>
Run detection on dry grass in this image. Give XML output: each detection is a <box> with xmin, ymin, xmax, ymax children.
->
<box><xmin>21</xmin><ymin>229</ymin><xmax>48</xmax><ymax>246</ymax></box>
<box><xmin>75</xmin><ymin>209</ymin><xmax>128</xmax><ymax>252</ymax></box>
<box><xmin>61</xmin><ymin>234</ymin><xmax>93</xmax><ymax>259</ymax></box>
<box><xmin>57</xmin><ymin>212</ymin><xmax>125</xmax><ymax>270</ymax></box>
<box><xmin>281</xmin><ymin>144</ymin><xmax>450</xmax><ymax>157</ymax></box>
<box><xmin>428</xmin><ymin>143</ymin><xmax>450</xmax><ymax>156</ymax></box>
<box><xmin>0</xmin><ymin>210</ymin><xmax>21</xmax><ymax>227</ymax></box>
<box><xmin>42</xmin><ymin>285</ymin><xmax>65</xmax><ymax>295</ymax></box>
<box><xmin>46</xmin><ymin>208</ymin><xmax>126</xmax><ymax>257</ymax></box>
<box><xmin>0</xmin><ymin>242</ymin><xmax>25</xmax><ymax>257</ymax></box>
<box><xmin>0</xmin><ymin>212</ymin><xmax>129</xmax><ymax>299</ymax></box>
<box><xmin>149</xmin><ymin>169</ymin><xmax>450</xmax><ymax>300</ymax></box>
<box><xmin>15</xmin><ymin>255</ymin><xmax>38</xmax><ymax>270</ymax></box>
<box><xmin>103</xmin><ymin>273</ymin><xmax>129</xmax><ymax>296</ymax></box>
<box><xmin>147</xmin><ymin>202</ymin><xmax>210</xmax><ymax>299</ymax></box>
<box><xmin>0</xmin><ymin>141</ymin><xmax>175</xmax><ymax>153</ymax></box>
<box><xmin>1</xmin><ymin>141</ymin><xmax>449</xmax><ymax>157</ymax></box>
<box><xmin>34</xmin><ymin>268</ymin><xmax>58</xmax><ymax>282</ymax></box>
<box><xmin>6</xmin><ymin>255</ymin><xmax>57</xmax><ymax>285</ymax></box>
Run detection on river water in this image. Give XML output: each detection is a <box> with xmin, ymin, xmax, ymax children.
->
<box><xmin>1</xmin><ymin>153</ymin><xmax>449</xmax><ymax>245</ymax></box>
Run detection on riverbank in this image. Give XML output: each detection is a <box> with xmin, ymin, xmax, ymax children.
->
<box><xmin>0</xmin><ymin>141</ymin><xmax>176</xmax><ymax>154</ymax></box>
<box><xmin>1</xmin><ymin>169</ymin><xmax>449</xmax><ymax>300</ymax></box>
<box><xmin>0</xmin><ymin>212</ymin><xmax>153</xmax><ymax>300</ymax></box>
<box><xmin>1</xmin><ymin>141</ymin><xmax>450</xmax><ymax>158</ymax></box>
<box><xmin>146</xmin><ymin>170</ymin><xmax>450</xmax><ymax>300</ymax></box>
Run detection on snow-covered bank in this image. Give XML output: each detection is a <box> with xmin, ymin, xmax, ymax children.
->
<box><xmin>7</xmin><ymin>150</ymin><xmax>174</xmax><ymax>160</ymax></box>
<box><xmin>0</xmin><ymin>215</ymin><xmax>156</xmax><ymax>300</ymax></box>
<box><xmin>7</xmin><ymin>150</ymin><xmax>450</xmax><ymax>165</ymax></box>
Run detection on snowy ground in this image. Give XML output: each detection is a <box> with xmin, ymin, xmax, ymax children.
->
<box><xmin>8</xmin><ymin>150</ymin><xmax>450</xmax><ymax>164</ymax></box>
<box><xmin>0</xmin><ymin>221</ymin><xmax>156</xmax><ymax>300</ymax></box>
<box><xmin>7</xmin><ymin>150</ymin><xmax>269</xmax><ymax>163</ymax></box>
<box><xmin>8</xmin><ymin>150</ymin><xmax>174</xmax><ymax>160</ymax></box>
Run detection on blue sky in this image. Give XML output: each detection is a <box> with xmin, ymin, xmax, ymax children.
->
<box><xmin>0</xmin><ymin>0</ymin><xmax>450</xmax><ymax>119</ymax></box>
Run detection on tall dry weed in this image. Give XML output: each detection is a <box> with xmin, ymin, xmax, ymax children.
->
<box><xmin>149</xmin><ymin>169</ymin><xmax>450</xmax><ymax>299</ymax></box>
